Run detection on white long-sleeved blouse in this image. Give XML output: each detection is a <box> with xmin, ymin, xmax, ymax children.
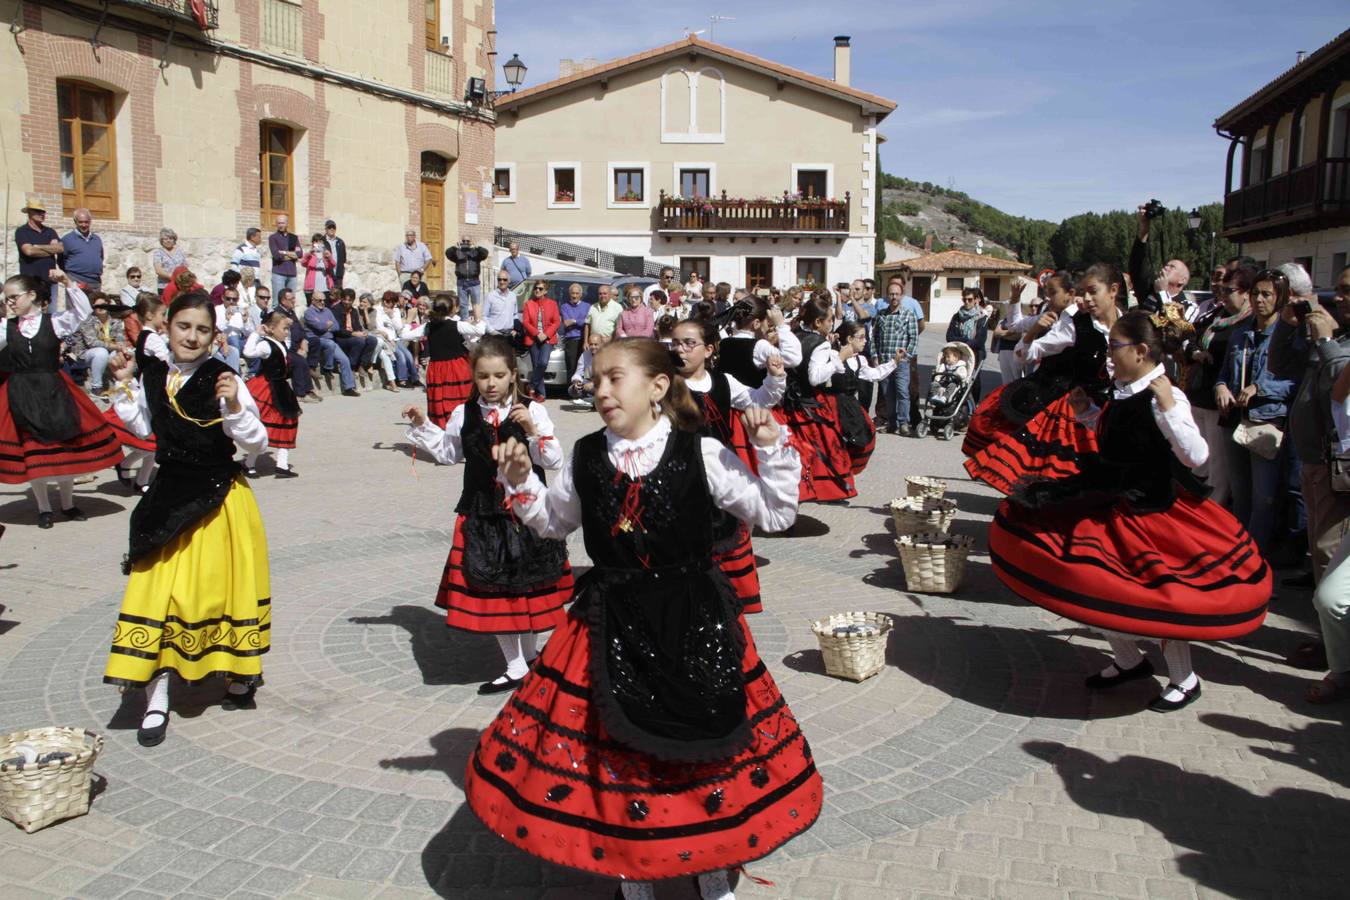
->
<box><xmin>243</xmin><ymin>332</ymin><xmax>289</xmax><ymax>359</ymax></box>
<box><xmin>401</xmin><ymin>316</ymin><xmax>487</xmax><ymax>343</ymax></box>
<box><xmin>684</xmin><ymin>369</ymin><xmax>786</xmax><ymax>409</ymax></box>
<box><xmin>0</xmin><ymin>283</ymin><xmax>91</xmax><ymax>349</ymax></box>
<box><xmin>836</xmin><ymin>353</ymin><xmax>898</xmax><ymax>382</ymax></box>
<box><xmin>405</xmin><ymin>397</ymin><xmax>562</xmax><ymax>470</ymax></box>
<box><xmin>722</xmin><ymin>325</ymin><xmax>804</xmax><ymax>369</ymax></box>
<box><xmin>112</xmin><ymin>356</ymin><xmax>268</xmax><ymax>455</ymax></box>
<box><xmin>502</xmin><ymin>416</ymin><xmax>800</xmax><ymax>541</ymax></box>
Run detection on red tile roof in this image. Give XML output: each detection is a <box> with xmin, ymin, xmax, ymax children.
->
<box><xmin>876</xmin><ymin>250</ymin><xmax>1031</xmax><ymax>274</ymax></box>
<box><xmin>497</xmin><ymin>35</ymin><xmax>896</xmax><ymax>118</ymax></box>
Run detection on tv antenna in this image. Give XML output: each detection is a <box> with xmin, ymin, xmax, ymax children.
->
<box><xmin>708</xmin><ymin>15</ymin><xmax>735</xmax><ymax>41</ymax></box>
<box><xmin>683</xmin><ymin>27</ymin><xmax>706</xmax><ymax>38</ymax></box>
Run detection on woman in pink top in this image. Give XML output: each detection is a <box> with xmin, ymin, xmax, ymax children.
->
<box><xmin>616</xmin><ymin>285</ymin><xmax>655</xmax><ymax>338</ymax></box>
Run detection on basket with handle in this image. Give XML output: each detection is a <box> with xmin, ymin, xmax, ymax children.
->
<box><xmin>895</xmin><ymin>532</ymin><xmax>975</xmax><ymax>594</ymax></box>
<box><xmin>890</xmin><ymin>495</ymin><xmax>958</xmax><ymax>536</ymax></box>
<box><xmin>905</xmin><ymin>475</ymin><xmax>948</xmax><ymax>499</ymax></box>
<box><xmin>810</xmin><ymin>611</ymin><xmax>893</xmax><ymax>682</ymax></box>
<box><xmin>0</xmin><ymin>727</ymin><xmax>104</xmax><ymax>833</ymax></box>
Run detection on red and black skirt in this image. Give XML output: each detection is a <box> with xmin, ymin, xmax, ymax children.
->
<box><xmin>464</xmin><ymin>610</ymin><xmax>822</xmax><ymax>880</ymax></box>
<box><xmin>102</xmin><ymin>405</ymin><xmax>156</xmax><ymax>454</ymax></box>
<box><xmin>0</xmin><ymin>372</ymin><xmax>122</xmax><ymax>484</ymax></box>
<box><xmin>963</xmin><ymin>395</ymin><xmax>1096</xmax><ymax>496</ymax></box>
<box><xmin>989</xmin><ymin>494</ymin><xmax>1271</xmax><ymax>641</ymax></box>
<box><xmin>833</xmin><ymin>393</ymin><xmax>876</xmax><ymax>475</ymax></box>
<box><xmin>772</xmin><ymin>396</ymin><xmax>855</xmax><ymax>502</ymax></box>
<box><xmin>426</xmin><ymin>357</ymin><xmax>473</xmax><ymax>428</ymax></box>
<box><xmin>713</xmin><ymin>522</ymin><xmax>762</xmax><ymax>614</ymax></box>
<box><xmin>246</xmin><ymin>378</ymin><xmax>299</xmax><ymax>450</ymax></box>
<box><xmin>435</xmin><ymin>514</ymin><xmax>573</xmax><ymax>633</ymax></box>
<box><xmin>961</xmin><ymin>383</ymin><xmax>1015</xmax><ymax>457</ymax></box>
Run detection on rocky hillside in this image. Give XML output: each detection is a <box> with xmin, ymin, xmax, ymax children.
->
<box><xmin>880</xmin><ymin>186</ymin><xmax>1021</xmax><ymax>260</ymax></box>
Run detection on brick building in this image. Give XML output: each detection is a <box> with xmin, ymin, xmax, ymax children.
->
<box><xmin>1</xmin><ymin>0</ymin><xmax>499</xmax><ymax>293</ymax></box>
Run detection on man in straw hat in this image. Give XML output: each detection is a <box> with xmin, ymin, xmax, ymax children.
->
<box><xmin>14</xmin><ymin>195</ymin><xmax>64</xmax><ymax>298</ymax></box>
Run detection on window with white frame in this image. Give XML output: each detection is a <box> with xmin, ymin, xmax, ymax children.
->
<box><xmin>795</xmin><ymin>258</ymin><xmax>826</xmax><ymax>286</ymax></box>
<box><xmin>548</xmin><ymin>162</ymin><xmax>580</xmax><ymax>208</ymax></box>
<box><xmin>660</xmin><ymin>67</ymin><xmax>726</xmax><ymax>143</ymax></box>
<box><xmin>677</xmin><ymin>166</ymin><xmax>713</xmax><ymax>199</ymax></box>
<box><xmin>608</xmin><ymin>162</ymin><xmax>649</xmax><ymax>208</ymax></box>
<box><xmin>493</xmin><ymin>164</ymin><xmax>515</xmax><ymax>202</ymax></box>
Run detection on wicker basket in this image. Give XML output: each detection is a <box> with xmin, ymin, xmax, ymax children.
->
<box><xmin>890</xmin><ymin>496</ymin><xmax>958</xmax><ymax>536</ymax></box>
<box><xmin>905</xmin><ymin>475</ymin><xmax>948</xmax><ymax>499</ymax></box>
<box><xmin>811</xmin><ymin>611</ymin><xmax>893</xmax><ymax>682</ymax></box>
<box><xmin>895</xmin><ymin>532</ymin><xmax>975</xmax><ymax>594</ymax></box>
<box><xmin>0</xmin><ymin>727</ymin><xmax>103</xmax><ymax>833</ymax></box>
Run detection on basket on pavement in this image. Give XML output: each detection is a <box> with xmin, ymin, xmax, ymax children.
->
<box><xmin>810</xmin><ymin>611</ymin><xmax>893</xmax><ymax>682</ymax></box>
<box><xmin>905</xmin><ymin>475</ymin><xmax>948</xmax><ymax>499</ymax></box>
<box><xmin>896</xmin><ymin>532</ymin><xmax>975</xmax><ymax>594</ymax></box>
<box><xmin>0</xmin><ymin>727</ymin><xmax>103</xmax><ymax>833</ymax></box>
<box><xmin>890</xmin><ymin>495</ymin><xmax>958</xmax><ymax>536</ymax></box>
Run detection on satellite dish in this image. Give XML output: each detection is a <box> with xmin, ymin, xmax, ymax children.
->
<box><xmin>976</xmin><ymin>239</ymin><xmax>984</xmax><ymax>255</ymax></box>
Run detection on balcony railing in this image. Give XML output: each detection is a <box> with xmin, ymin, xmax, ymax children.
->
<box><xmin>113</xmin><ymin>0</ymin><xmax>219</xmax><ymax>29</ymax></box>
<box><xmin>656</xmin><ymin>190</ymin><xmax>851</xmax><ymax>233</ymax></box>
<box><xmin>1224</xmin><ymin>158</ymin><xmax>1350</xmax><ymax>235</ymax></box>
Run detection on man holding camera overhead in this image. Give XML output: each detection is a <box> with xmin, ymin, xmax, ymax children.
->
<box><xmin>1129</xmin><ymin>201</ymin><xmax>1193</xmax><ymax>316</ymax></box>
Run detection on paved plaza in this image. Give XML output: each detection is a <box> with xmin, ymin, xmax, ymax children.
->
<box><xmin>1</xmin><ymin>333</ymin><xmax>1347</xmax><ymax>899</ymax></box>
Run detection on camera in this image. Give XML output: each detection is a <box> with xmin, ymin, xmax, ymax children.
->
<box><xmin>1292</xmin><ymin>299</ymin><xmax>1313</xmax><ymax>322</ymax></box>
<box><xmin>1142</xmin><ymin>199</ymin><xmax>1166</xmax><ymax>220</ymax></box>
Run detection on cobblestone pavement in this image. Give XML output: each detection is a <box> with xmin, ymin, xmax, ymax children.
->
<box><xmin>1</xmin><ymin>332</ymin><xmax>1347</xmax><ymax>899</ymax></box>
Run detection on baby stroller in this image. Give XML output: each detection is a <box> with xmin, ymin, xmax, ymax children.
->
<box><xmin>914</xmin><ymin>341</ymin><xmax>977</xmax><ymax>441</ymax></box>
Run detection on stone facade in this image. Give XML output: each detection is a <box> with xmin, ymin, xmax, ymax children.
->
<box><xmin>2</xmin><ymin>0</ymin><xmax>498</xmax><ymax>296</ymax></box>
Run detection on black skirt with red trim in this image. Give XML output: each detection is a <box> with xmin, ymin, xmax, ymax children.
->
<box><xmin>102</xmin><ymin>404</ymin><xmax>156</xmax><ymax>454</ymax></box>
<box><xmin>772</xmin><ymin>395</ymin><xmax>855</xmax><ymax>502</ymax></box>
<box><xmin>0</xmin><ymin>372</ymin><xmax>122</xmax><ymax>484</ymax></box>
<box><xmin>435</xmin><ymin>514</ymin><xmax>573</xmax><ymax>634</ymax></box>
<box><xmin>713</xmin><ymin>522</ymin><xmax>762</xmax><ymax>614</ymax></box>
<box><xmin>963</xmin><ymin>395</ymin><xmax>1097</xmax><ymax>495</ymax></box>
<box><xmin>246</xmin><ymin>377</ymin><xmax>299</xmax><ymax>450</ymax></box>
<box><xmin>464</xmin><ymin>608</ymin><xmax>821</xmax><ymax>881</ymax></box>
<box><xmin>989</xmin><ymin>493</ymin><xmax>1271</xmax><ymax>641</ymax></box>
<box><xmin>426</xmin><ymin>357</ymin><xmax>473</xmax><ymax>428</ymax></box>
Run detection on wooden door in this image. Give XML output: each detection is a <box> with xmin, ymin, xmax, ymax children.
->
<box><xmin>911</xmin><ymin>276</ymin><xmax>932</xmax><ymax>320</ymax></box>
<box><xmin>746</xmin><ymin>258</ymin><xmax>772</xmax><ymax>290</ymax></box>
<box><xmin>420</xmin><ymin>178</ymin><xmax>444</xmax><ymax>289</ymax></box>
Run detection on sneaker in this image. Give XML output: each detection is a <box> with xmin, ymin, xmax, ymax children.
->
<box><xmin>896</xmin><ymin>424</ymin><xmax>914</xmax><ymax>437</ymax></box>
<box><xmin>307</xmin><ymin>392</ymin><xmax>324</xmax><ymax>403</ymax></box>
<box><xmin>384</xmin><ymin>383</ymin><xmax>400</xmax><ymax>392</ymax></box>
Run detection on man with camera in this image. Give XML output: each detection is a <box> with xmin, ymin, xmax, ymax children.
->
<box><xmin>1269</xmin><ymin>263</ymin><xmax>1350</xmax><ymax>596</ymax></box>
<box><xmin>1129</xmin><ymin>201</ymin><xmax>1192</xmax><ymax>316</ymax></box>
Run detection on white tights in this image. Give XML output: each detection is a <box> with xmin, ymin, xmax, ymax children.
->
<box><xmin>29</xmin><ymin>476</ymin><xmax>74</xmax><ymax>513</ymax></box>
<box><xmin>144</xmin><ymin>673</ymin><xmax>170</xmax><ymax>718</ymax></box>
<box><xmin>1102</xmin><ymin>631</ymin><xmax>1197</xmax><ymax>695</ymax></box>
<box><xmin>495</xmin><ymin>633</ymin><xmax>537</xmax><ymax>679</ymax></box>
<box><xmin>245</xmin><ymin>449</ymin><xmax>290</xmax><ymax>471</ymax></box>
<box><xmin>122</xmin><ymin>449</ymin><xmax>157</xmax><ymax>487</ymax></box>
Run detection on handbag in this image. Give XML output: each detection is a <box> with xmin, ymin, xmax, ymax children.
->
<box><xmin>1232</xmin><ymin>420</ymin><xmax>1284</xmax><ymax>461</ymax></box>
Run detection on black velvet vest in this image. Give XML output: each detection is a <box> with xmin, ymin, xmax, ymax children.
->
<box><xmin>716</xmin><ymin>337</ymin><xmax>764</xmax><ymax>388</ymax></box>
<box><xmin>686</xmin><ymin>372</ymin><xmax>742</xmax><ymax>545</ymax></box>
<box><xmin>257</xmin><ymin>338</ymin><xmax>300</xmax><ymax>417</ymax></box>
<box><xmin>427</xmin><ymin>319</ymin><xmax>468</xmax><ymax>361</ymax></box>
<box><xmin>126</xmin><ymin>357</ymin><xmax>243</xmax><ymax>570</ymax></box>
<box><xmin>455</xmin><ymin>399</ymin><xmax>541</xmax><ymax>517</ymax></box>
<box><xmin>570</xmin><ymin>426</ymin><xmax>748</xmax><ymax>760</ymax></box>
<box><xmin>2</xmin><ymin>315</ymin><xmax>79</xmax><ymax>442</ymax></box>
<box><xmin>828</xmin><ymin>358</ymin><xmax>862</xmax><ymax>397</ymax></box>
<box><xmin>1002</xmin><ymin>310</ymin><xmax>1109</xmax><ymax>423</ymax></box>
<box><xmin>784</xmin><ymin>331</ymin><xmax>826</xmax><ymax>409</ymax></box>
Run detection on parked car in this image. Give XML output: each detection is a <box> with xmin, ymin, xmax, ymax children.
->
<box><xmin>516</xmin><ymin>272</ymin><xmax>657</xmax><ymax>394</ymax></box>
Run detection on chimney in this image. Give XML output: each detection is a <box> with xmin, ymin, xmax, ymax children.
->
<box><xmin>1296</xmin><ymin>50</ymin><xmax>1308</xmax><ymax>64</ymax></box>
<box><xmin>833</xmin><ymin>35</ymin><xmax>851</xmax><ymax>86</ymax></box>
<box><xmin>559</xmin><ymin>57</ymin><xmax>601</xmax><ymax>78</ymax></box>
<box><xmin>923</xmin><ymin>233</ymin><xmax>933</xmax><ymax>253</ymax></box>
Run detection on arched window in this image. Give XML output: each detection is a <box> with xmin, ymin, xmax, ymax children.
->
<box><xmin>260</xmin><ymin>122</ymin><xmax>294</xmax><ymax>223</ymax></box>
<box><xmin>661</xmin><ymin>68</ymin><xmax>725</xmax><ymax>143</ymax></box>
<box><xmin>58</xmin><ymin>80</ymin><xmax>118</xmax><ymax>217</ymax></box>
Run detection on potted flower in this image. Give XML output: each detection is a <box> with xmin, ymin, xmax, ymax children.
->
<box><xmin>555</xmin><ymin>188</ymin><xmax>575</xmax><ymax>202</ymax></box>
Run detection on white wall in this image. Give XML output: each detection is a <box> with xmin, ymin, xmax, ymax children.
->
<box><xmin>1242</xmin><ymin>226</ymin><xmax>1350</xmax><ymax>288</ymax></box>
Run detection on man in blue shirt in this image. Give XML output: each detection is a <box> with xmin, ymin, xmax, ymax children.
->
<box><xmin>557</xmin><ymin>282</ymin><xmax>591</xmax><ymax>385</ymax></box>
<box><xmin>61</xmin><ymin>208</ymin><xmax>104</xmax><ymax>291</ymax></box>
<box><xmin>501</xmin><ymin>241</ymin><xmax>532</xmax><ymax>293</ymax></box>
<box><xmin>483</xmin><ymin>270</ymin><xmax>519</xmax><ymax>334</ymax></box>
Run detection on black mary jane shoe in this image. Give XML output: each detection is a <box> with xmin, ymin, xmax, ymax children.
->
<box><xmin>274</xmin><ymin>467</ymin><xmax>300</xmax><ymax>479</ymax></box>
<box><xmin>1147</xmin><ymin>680</ymin><xmax>1201</xmax><ymax>712</ymax></box>
<box><xmin>245</xmin><ymin>467</ymin><xmax>259</xmax><ymax>478</ymax></box>
<box><xmin>116</xmin><ymin>465</ymin><xmax>135</xmax><ymax>488</ymax></box>
<box><xmin>477</xmin><ymin>673</ymin><xmax>525</xmax><ymax>696</ymax></box>
<box><xmin>37</xmin><ymin>512</ymin><xmax>54</xmax><ymax>530</ymax></box>
<box><xmin>1084</xmin><ymin>657</ymin><xmax>1155</xmax><ymax>690</ymax></box>
<box><xmin>61</xmin><ymin>506</ymin><xmax>87</xmax><ymax>522</ymax></box>
<box><xmin>222</xmin><ymin>682</ymin><xmax>259</xmax><ymax>710</ymax></box>
<box><xmin>137</xmin><ymin>710</ymin><xmax>169</xmax><ymax>747</ymax></box>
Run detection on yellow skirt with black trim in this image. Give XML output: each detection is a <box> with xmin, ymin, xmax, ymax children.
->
<box><xmin>104</xmin><ymin>478</ymin><xmax>271</xmax><ymax>687</ymax></box>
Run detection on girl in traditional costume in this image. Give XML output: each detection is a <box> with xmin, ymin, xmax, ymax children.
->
<box><xmin>242</xmin><ymin>311</ymin><xmax>302</xmax><ymax>477</ymax></box>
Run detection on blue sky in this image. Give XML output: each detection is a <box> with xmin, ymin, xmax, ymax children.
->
<box><xmin>495</xmin><ymin>0</ymin><xmax>1348</xmax><ymax>222</ymax></box>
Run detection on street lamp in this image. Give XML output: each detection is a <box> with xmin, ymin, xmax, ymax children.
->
<box><xmin>1188</xmin><ymin>208</ymin><xmax>1217</xmax><ymax>289</ymax></box>
<box><xmin>502</xmin><ymin>53</ymin><xmax>527</xmax><ymax>89</ymax></box>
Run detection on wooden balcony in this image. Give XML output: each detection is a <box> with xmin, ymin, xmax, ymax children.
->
<box><xmin>1223</xmin><ymin>158</ymin><xmax>1350</xmax><ymax>242</ymax></box>
<box><xmin>656</xmin><ymin>190</ymin><xmax>851</xmax><ymax>235</ymax></box>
